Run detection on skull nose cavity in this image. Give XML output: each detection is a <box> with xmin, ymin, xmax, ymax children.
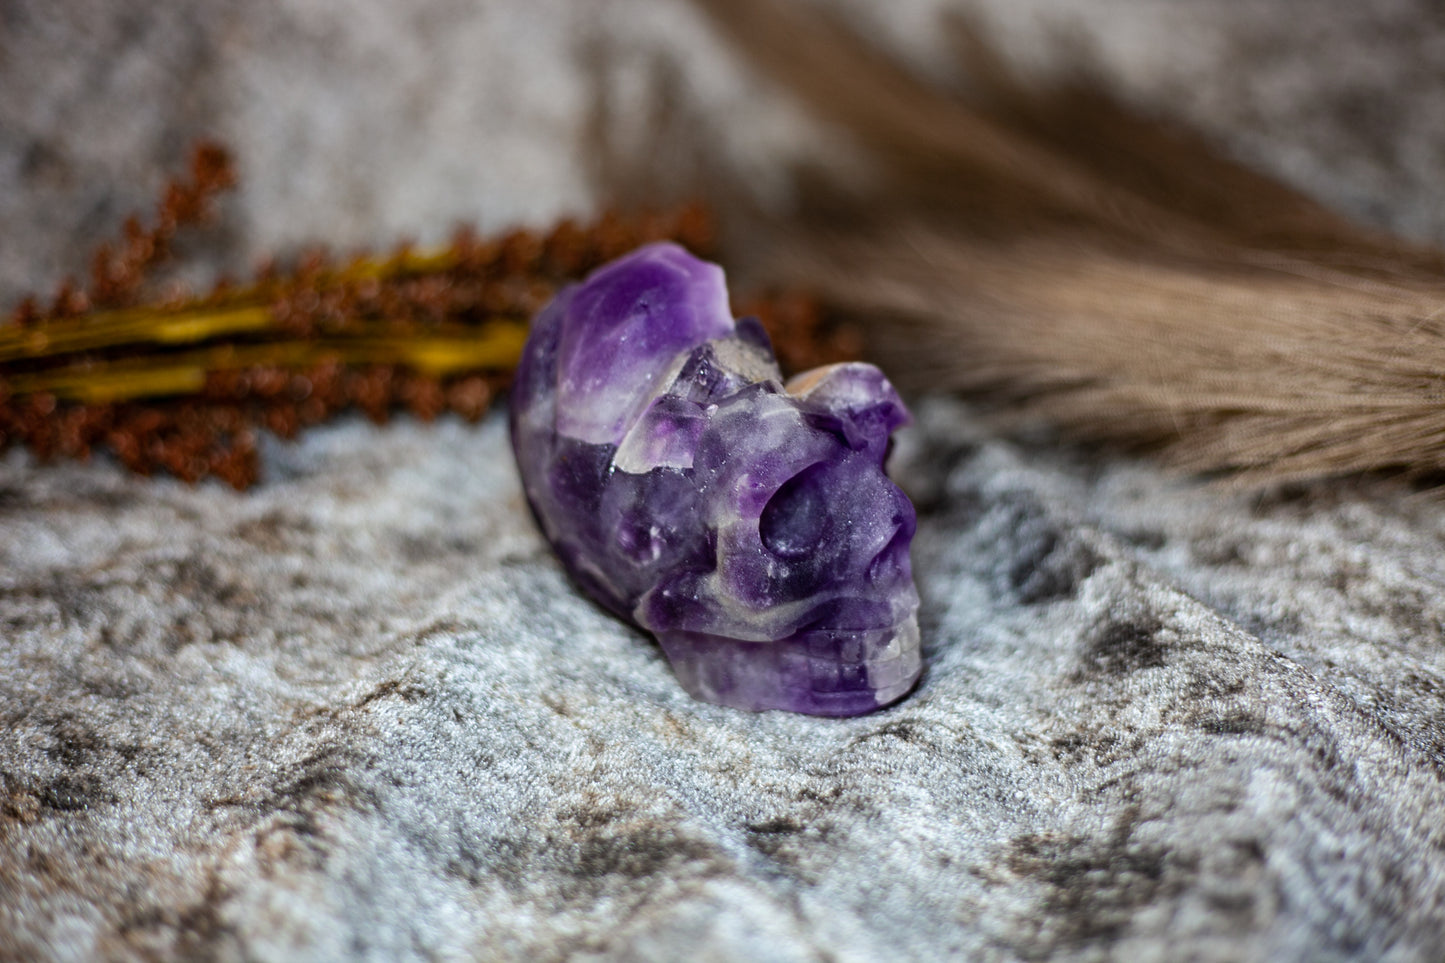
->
<box><xmin>759</xmin><ymin>462</ymin><xmax>829</xmax><ymax>559</ymax></box>
<box><xmin>866</xmin><ymin>520</ymin><xmax>911</xmax><ymax>585</ymax></box>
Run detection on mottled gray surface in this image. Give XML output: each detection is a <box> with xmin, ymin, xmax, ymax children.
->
<box><xmin>5</xmin><ymin>1</ymin><xmax>1445</xmax><ymax>960</ymax></box>
<box><xmin>5</xmin><ymin>406</ymin><xmax>1445</xmax><ymax>961</ymax></box>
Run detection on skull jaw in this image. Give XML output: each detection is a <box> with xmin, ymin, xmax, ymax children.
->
<box><xmin>656</xmin><ymin>616</ymin><xmax>921</xmax><ymax>716</ymax></box>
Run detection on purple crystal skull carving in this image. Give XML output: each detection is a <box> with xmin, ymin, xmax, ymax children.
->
<box><xmin>510</xmin><ymin>242</ymin><xmax>920</xmax><ymax>715</ymax></box>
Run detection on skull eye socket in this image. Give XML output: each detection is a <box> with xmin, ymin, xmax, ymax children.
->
<box><xmin>759</xmin><ymin>462</ymin><xmax>830</xmax><ymax>559</ymax></box>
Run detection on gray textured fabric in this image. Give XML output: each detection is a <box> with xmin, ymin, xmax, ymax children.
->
<box><xmin>5</xmin><ymin>2</ymin><xmax>1445</xmax><ymax>960</ymax></box>
<box><xmin>6</xmin><ymin>406</ymin><xmax>1445</xmax><ymax>961</ymax></box>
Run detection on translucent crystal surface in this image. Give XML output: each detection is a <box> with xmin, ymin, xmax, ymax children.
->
<box><xmin>511</xmin><ymin>243</ymin><xmax>920</xmax><ymax>715</ymax></box>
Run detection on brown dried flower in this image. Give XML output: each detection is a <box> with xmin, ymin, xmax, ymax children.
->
<box><xmin>1</xmin><ymin>143</ymin><xmax>844</xmax><ymax>489</ymax></box>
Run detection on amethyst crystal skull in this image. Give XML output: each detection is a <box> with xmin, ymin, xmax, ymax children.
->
<box><xmin>510</xmin><ymin>243</ymin><xmax>920</xmax><ymax>716</ymax></box>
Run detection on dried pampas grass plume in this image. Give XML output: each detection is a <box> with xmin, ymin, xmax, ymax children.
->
<box><xmin>692</xmin><ymin>0</ymin><xmax>1445</xmax><ymax>483</ymax></box>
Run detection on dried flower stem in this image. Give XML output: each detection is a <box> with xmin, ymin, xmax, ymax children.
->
<box><xmin>1</xmin><ymin>143</ymin><xmax>849</xmax><ymax>489</ymax></box>
<box><xmin>2</xmin><ymin>324</ymin><xmax>530</xmax><ymax>403</ymax></box>
<box><xmin>697</xmin><ymin>0</ymin><xmax>1445</xmax><ymax>484</ymax></box>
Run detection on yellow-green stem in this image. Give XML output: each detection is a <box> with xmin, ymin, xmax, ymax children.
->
<box><xmin>5</xmin><ymin>321</ymin><xmax>528</xmax><ymax>403</ymax></box>
<box><xmin>0</xmin><ymin>244</ymin><xmax>464</xmax><ymax>363</ymax></box>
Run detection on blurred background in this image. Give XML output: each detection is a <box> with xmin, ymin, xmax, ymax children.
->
<box><xmin>5</xmin><ymin>0</ymin><xmax>1445</xmax><ymax>307</ymax></box>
